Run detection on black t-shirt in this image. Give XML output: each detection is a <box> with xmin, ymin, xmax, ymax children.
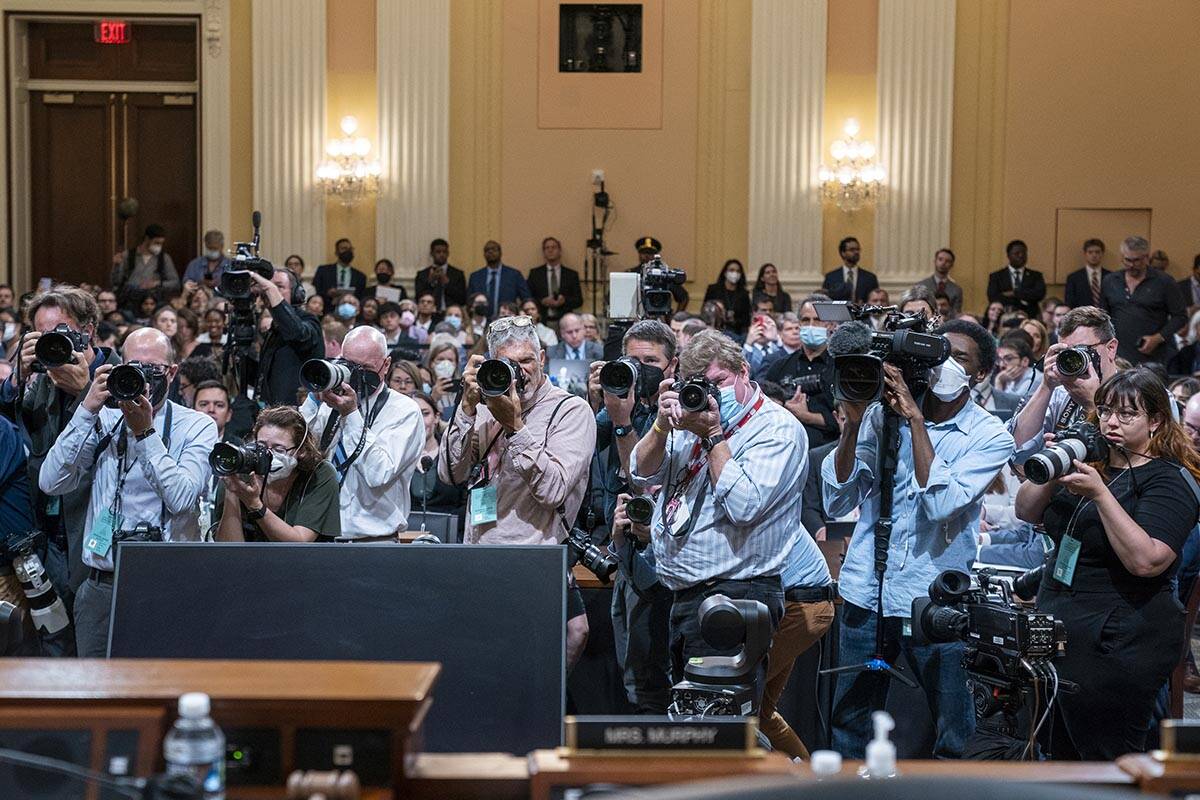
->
<box><xmin>1042</xmin><ymin>458</ymin><xmax>1199</xmax><ymax>594</ymax></box>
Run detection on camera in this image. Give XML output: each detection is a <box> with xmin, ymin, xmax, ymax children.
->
<box><xmin>114</xmin><ymin>523</ymin><xmax>164</xmax><ymax>543</ymax></box>
<box><xmin>477</xmin><ymin>358</ymin><xmax>526</xmax><ymax>398</ymax></box>
<box><xmin>2</xmin><ymin>530</ymin><xmax>71</xmax><ymax>639</ymax></box>
<box><xmin>625</xmin><ymin>495</ymin><xmax>655</xmax><ymax>526</ymax></box>
<box><xmin>1024</xmin><ymin>422</ymin><xmax>1109</xmax><ymax>485</ymax></box>
<box><xmin>778</xmin><ymin>373</ymin><xmax>824</xmax><ymax>396</ymax></box>
<box><xmin>219</xmin><ymin>213</ymin><xmax>274</xmax><ymax>350</ymax></box>
<box><xmin>599</xmin><ymin>357</ymin><xmax>662</xmax><ymax>400</ymax></box>
<box><xmin>564</xmin><ymin>527</ymin><xmax>617</xmax><ymax>584</ymax></box>
<box><xmin>674</xmin><ymin>376</ymin><xmax>720</xmax><ymax>413</ymax></box>
<box><xmin>105</xmin><ymin>362</ymin><xmax>153</xmax><ymax>407</ymax></box>
<box><xmin>1055</xmin><ymin>345</ymin><xmax>1100</xmax><ymax>379</ymax></box>
<box><xmin>641</xmin><ymin>256</ymin><xmax>686</xmax><ymax>317</ymax></box>
<box><xmin>670</xmin><ymin>595</ymin><xmax>772</xmax><ymax>718</ymax></box>
<box><xmin>816</xmin><ymin>301</ymin><xmax>951</xmax><ymax>404</ymax></box>
<box><xmin>208</xmin><ymin>441</ymin><xmax>273</xmax><ymax>477</ymax></box>
<box><xmin>31</xmin><ymin>324</ymin><xmax>90</xmax><ymax>371</ymax></box>
<box><xmin>300</xmin><ymin>358</ymin><xmax>353</xmax><ymax>393</ymax></box>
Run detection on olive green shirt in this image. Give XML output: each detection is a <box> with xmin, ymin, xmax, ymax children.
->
<box><xmin>215</xmin><ymin>461</ymin><xmax>342</xmax><ymax>541</ymax></box>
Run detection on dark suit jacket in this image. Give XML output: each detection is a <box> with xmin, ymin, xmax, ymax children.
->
<box><xmin>821</xmin><ymin>267</ymin><xmax>879</xmax><ymax>303</ymax></box>
<box><xmin>1178</xmin><ymin>276</ymin><xmax>1200</xmax><ymax>309</ymax></box>
<box><xmin>547</xmin><ymin>340</ymin><xmax>603</xmax><ymax>362</ymax></box>
<box><xmin>528</xmin><ymin>264</ymin><xmax>583</xmax><ymax>321</ymax></box>
<box><xmin>313</xmin><ymin>263</ymin><xmax>367</xmax><ymax>301</ymax></box>
<box><xmin>986</xmin><ymin>266</ymin><xmax>1046</xmax><ymax>319</ymax></box>
<box><xmin>914</xmin><ymin>276</ymin><xmax>964</xmax><ymax>312</ymax></box>
<box><xmin>467</xmin><ymin>265</ymin><xmax>532</xmax><ymax>310</ymax></box>
<box><xmin>1064</xmin><ymin>267</ymin><xmax>1110</xmax><ymax>309</ymax></box>
<box><xmin>415</xmin><ymin>264</ymin><xmax>468</xmax><ymax>309</ymax></box>
<box><xmin>801</xmin><ymin>439</ymin><xmax>838</xmax><ymax>537</ymax></box>
<box><xmin>1168</xmin><ymin>342</ymin><xmax>1200</xmax><ymax>376</ymax></box>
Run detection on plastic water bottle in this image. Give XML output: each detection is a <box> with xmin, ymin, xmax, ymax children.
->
<box><xmin>163</xmin><ymin>692</ymin><xmax>226</xmax><ymax>800</ymax></box>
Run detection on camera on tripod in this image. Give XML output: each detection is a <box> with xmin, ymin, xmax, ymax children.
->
<box><xmin>477</xmin><ymin>358</ymin><xmax>526</xmax><ymax>398</ymax></box>
<box><xmin>1024</xmin><ymin>422</ymin><xmax>1108</xmax><ymax>485</ymax></box>
<box><xmin>564</xmin><ymin>527</ymin><xmax>617</xmax><ymax>584</ymax></box>
<box><xmin>208</xmin><ymin>441</ymin><xmax>273</xmax><ymax>477</ymax></box>
<box><xmin>815</xmin><ymin>301</ymin><xmax>951</xmax><ymax>403</ymax></box>
<box><xmin>670</xmin><ymin>595</ymin><xmax>772</xmax><ymax>718</ymax></box>
<box><xmin>30</xmin><ymin>325</ymin><xmax>90</xmax><ymax>372</ymax></box>
<box><xmin>219</xmin><ymin>213</ymin><xmax>273</xmax><ymax>349</ymax></box>
<box><xmin>673</xmin><ymin>376</ymin><xmax>720</xmax><ymax>414</ymax></box>
<box><xmin>641</xmin><ymin>256</ymin><xmax>686</xmax><ymax>318</ymax></box>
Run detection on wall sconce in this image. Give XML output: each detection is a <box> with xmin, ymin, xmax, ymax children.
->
<box><xmin>818</xmin><ymin>118</ymin><xmax>884</xmax><ymax>213</ymax></box>
<box><xmin>316</xmin><ymin>115</ymin><xmax>382</xmax><ymax>208</ymax></box>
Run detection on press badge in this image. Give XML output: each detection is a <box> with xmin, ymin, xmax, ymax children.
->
<box><xmin>470</xmin><ymin>484</ymin><xmax>498</xmax><ymax>526</ymax></box>
<box><xmin>85</xmin><ymin>508</ymin><xmax>120</xmax><ymax>559</ymax></box>
<box><xmin>1052</xmin><ymin>534</ymin><xmax>1082</xmax><ymax>586</ymax></box>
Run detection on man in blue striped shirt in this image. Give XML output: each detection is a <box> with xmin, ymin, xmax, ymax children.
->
<box><xmin>822</xmin><ymin>319</ymin><xmax>1014</xmax><ymax>758</ymax></box>
<box><xmin>630</xmin><ymin>329</ymin><xmax>808</xmax><ymax>679</ymax></box>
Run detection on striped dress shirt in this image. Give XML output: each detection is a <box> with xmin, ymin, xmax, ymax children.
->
<box><xmin>629</xmin><ymin>385</ymin><xmax>808</xmax><ymax>591</ymax></box>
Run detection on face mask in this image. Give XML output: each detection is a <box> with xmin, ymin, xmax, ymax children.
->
<box><xmin>931</xmin><ymin>356</ymin><xmax>970</xmax><ymax>401</ymax></box>
<box><xmin>376</xmin><ymin>272</ymin><xmax>392</xmax><ymax>285</ymax></box>
<box><xmin>400</xmin><ymin>310</ymin><xmax>415</xmax><ymax>327</ymax></box>
<box><xmin>339</xmin><ymin>249</ymin><xmax>355</xmax><ymax>264</ymax></box>
<box><xmin>636</xmin><ymin>363</ymin><xmax>666</xmax><ymax>399</ymax></box>
<box><xmin>269</xmin><ymin>451</ymin><xmax>297</xmax><ymax>481</ymax></box>
<box><xmin>725</xmin><ymin>270</ymin><xmax>741</xmax><ymax>285</ymax></box>
<box><xmin>2</xmin><ymin>322</ymin><xmax>15</xmax><ymax>341</ymax></box>
<box><xmin>444</xmin><ymin>315</ymin><xmax>462</xmax><ymax>330</ymax></box>
<box><xmin>148</xmin><ymin>373</ymin><xmax>170</xmax><ymax>407</ymax></box>
<box><xmin>718</xmin><ymin>378</ymin><xmax>743</xmax><ymax>425</ymax></box>
<box><xmin>799</xmin><ymin>325</ymin><xmax>828</xmax><ymax>348</ymax></box>
<box><xmin>422</xmin><ymin>382</ymin><xmax>433</xmax><ymax>395</ymax></box>
<box><xmin>473</xmin><ymin>303</ymin><xmax>489</xmax><ymax>318</ymax></box>
<box><xmin>148</xmin><ymin>244</ymin><xmax>163</xmax><ymax>256</ymax></box>
<box><xmin>434</xmin><ymin>360</ymin><xmax>456</xmax><ymax>379</ymax></box>
<box><xmin>348</xmin><ymin>364</ymin><xmax>382</xmax><ymax>397</ymax></box>
<box><xmin>336</xmin><ymin>303</ymin><xmax>357</xmax><ymax>319</ymax></box>
<box><xmin>205</xmin><ymin>249</ymin><xmax>222</xmax><ymax>260</ymax></box>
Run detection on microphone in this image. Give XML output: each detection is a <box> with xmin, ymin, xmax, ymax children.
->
<box><xmin>827</xmin><ymin>320</ymin><xmax>874</xmax><ymax>357</ymax></box>
<box><xmin>418</xmin><ymin>455</ymin><xmax>435</xmax><ymax>532</ymax></box>
<box><xmin>420</xmin><ymin>455</ymin><xmax>435</xmax><ymax>472</ymax></box>
<box><xmin>251</xmin><ymin>210</ymin><xmax>262</xmax><ymax>255</ymax></box>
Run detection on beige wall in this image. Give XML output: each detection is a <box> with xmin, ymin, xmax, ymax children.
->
<box><xmin>229</xmin><ymin>0</ymin><xmax>253</xmax><ymax>246</ymax></box>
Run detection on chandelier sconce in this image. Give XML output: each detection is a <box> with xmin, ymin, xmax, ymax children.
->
<box><xmin>316</xmin><ymin>115</ymin><xmax>382</xmax><ymax>208</ymax></box>
<box><xmin>818</xmin><ymin>118</ymin><xmax>885</xmax><ymax>213</ymax></box>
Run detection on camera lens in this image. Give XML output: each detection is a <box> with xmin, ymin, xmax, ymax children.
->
<box><xmin>835</xmin><ymin>356</ymin><xmax>884</xmax><ymax>404</ymax></box>
<box><xmin>34</xmin><ymin>331</ymin><xmax>76</xmax><ymax>368</ymax></box>
<box><xmin>599</xmin><ymin>360</ymin><xmax>637</xmax><ymax>397</ymax></box>
<box><xmin>678</xmin><ymin>382</ymin><xmax>708</xmax><ymax>413</ymax></box>
<box><xmin>300</xmin><ymin>359</ymin><xmax>352</xmax><ymax>392</ymax></box>
<box><xmin>477</xmin><ymin>359</ymin><xmax>516</xmax><ymax>398</ymax></box>
<box><xmin>929</xmin><ymin>569</ymin><xmax>971</xmax><ymax>605</ymax></box>
<box><xmin>1024</xmin><ymin>439</ymin><xmax>1086</xmax><ymax>485</ymax></box>
<box><xmin>626</xmin><ymin>496</ymin><xmax>654</xmax><ymax>525</ymax></box>
<box><xmin>107</xmin><ymin>364</ymin><xmax>147</xmax><ymax>401</ymax></box>
<box><xmin>208</xmin><ymin>441</ymin><xmax>272</xmax><ymax>476</ymax></box>
<box><xmin>208</xmin><ymin>442</ymin><xmax>243</xmax><ymax>476</ymax></box>
<box><xmin>1056</xmin><ymin>347</ymin><xmax>1088</xmax><ymax>377</ymax></box>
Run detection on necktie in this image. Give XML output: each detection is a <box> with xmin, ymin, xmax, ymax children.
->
<box><xmin>847</xmin><ymin>268</ymin><xmax>856</xmax><ymax>299</ymax></box>
<box><xmin>549</xmin><ymin>267</ymin><xmax>559</xmax><ymax>298</ymax></box>
<box><xmin>488</xmin><ymin>271</ymin><xmax>499</xmax><ymax>313</ymax></box>
<box><xmin>339</xmin><ymin>265</ymin><xmax>348</xmax><ymax>287</ymax></box>
<box><xmin>1090</xmin><ymin>269</ymin><xmax>1102</xmax><ymax>307</ymax></box>
<box><xmin>936</xmin><ymin>278</ymin><xmax>946</xmax><ymax>295</ymax></box>
<box><xmin>1012</xmin><ymin>268</ymin><xmax>1022</xmax><ymax>289</ymax></box>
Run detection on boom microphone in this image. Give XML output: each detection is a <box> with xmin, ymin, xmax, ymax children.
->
<box><xmin>251</xmin><ymin>210</ymin><xmax>262</xmax><ymax>255</ymax></box>
<box><xmin>827</xmin><ymin>320</ymin><xmax>874</xmax><ymax>357</ymax></box>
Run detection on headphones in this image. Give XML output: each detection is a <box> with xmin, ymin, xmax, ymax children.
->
<box><xmin>284</xmin><ymin>268</ymin><xmax>306</xmax><ymax>306</ymax></box>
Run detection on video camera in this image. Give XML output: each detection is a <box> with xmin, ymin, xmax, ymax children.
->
<box><xmin>670</xmin><ymin>595</ymin><xmax>772</xmax><ymax>718</ymax></box>
<box><xmin>219</xmin><ymin>212</ymin><xmax>273</xmax><ymax>349</ymax></box>
<box><xmin>1024</xmin><ymin>422</ymin><xmax>1108</xmax><ymax>485</ymax></box>
<box><xmin>778</xmin><ymin>373</ymin><xmax>824</xmax><ymax>397</ymax></box>
<box><xmin>30</xmin><ymin>324</ymin><xmax>90</xmax><ymax>372</ymax></box>
<box><xmin>817</xmin><ymin>301</ymin><xmax>950</xmax><ymax>403</ymax></box>
<box><xmin>641</xmin><ymin>256</ymin><xmax>686</xmax><ymax>318</ymax></box>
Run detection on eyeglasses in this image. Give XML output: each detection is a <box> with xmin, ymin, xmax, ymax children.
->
<box><xmin>1097</xmin><ymin>406</ymin><xmax>1142</xmax><ymax>424</ymax></box>
<box><xmin>259</xmin><ymin>442</ymin><xmax>298</xmax><ymax>456</ymax></box>
<box><xmin>488</xmin><ymin>316</ymin><xmax>535</xmax><ymax>334</ymax></box>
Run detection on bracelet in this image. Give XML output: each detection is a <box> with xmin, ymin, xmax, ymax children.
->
<box><xmin>652</xmin><ymin>419</ymin><xmax>669</xmax><ymax>435</ymax></box>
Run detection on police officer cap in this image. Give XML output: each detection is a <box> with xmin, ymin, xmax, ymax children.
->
<box><xmin>635</xmin><ymin>236</ymin><xmax>662</xmax><ymax>254</ymax></box>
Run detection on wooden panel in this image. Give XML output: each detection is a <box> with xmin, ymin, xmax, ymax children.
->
<box><xmin>1053</xmin><ymin>207</ymin><xmax>1151</xmax><ymax>284</ymax></box>
<box><xmin>27</xmin><ymin>20</ymin><xmax>196</xmax><ymax>82</ymax></box>
<box><xmin>123</xmin><ymin>93</ymin><xmax>198</xmax><ymax>270</ymax></box>
<box><xmin>27</xmin><ymin>22</ymin><xmax>117</xmax><ymax>80</ymax></box>
<box><xmin>29</xmin><ymin>91</ymin><xmax>114</xmax><ymax>288</ymax></box>
<box><xmin>117</xmin><ymin>21</ymin><xmax>198</xmax><ymax>82</ymax></box>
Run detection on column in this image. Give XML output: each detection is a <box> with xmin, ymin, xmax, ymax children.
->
<box><xmin>376</xmin><ymin>0</ymin><xmax>450</xmax><ymax>277</ymax></box>
<box><xmin>874</xmin><ymin>0</ymin><xmax>956</xmax><ymax>285</ymax></box>
<box><xmin>252</xmin><ymin>0</ymin><xmax>326</xmax><ymax>269</ymax></box>
<box><xmin>747</xmin><ymin>0</ymin><xmax>827</xmax><ymax>293</ymax></box>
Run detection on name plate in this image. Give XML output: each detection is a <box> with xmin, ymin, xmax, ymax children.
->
<box><xmin>564</xmin><ymin>716</ymin><xmax>758</xmax><ymax>754</ymax></box>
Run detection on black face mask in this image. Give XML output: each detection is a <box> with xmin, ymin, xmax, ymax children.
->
<box><xmin>339</xmin><ymin>249</ymin><xmax>355</xmax><ymax>265</ymax></box>
<box><xmin>636</xmin><ymin>363</ymin><xmax>666</xmax><ymax>401</ymax></box>
<box><xmin>376</xmin><ymin>272</ymin><xmax>392</xmax><ymax>285</ymax></box>
<box><xmin>148</xmin><ymin>373</ymin><xmax>169</xmax><ymax>407</ymax></box>
<box><xmin>345</xmin><ymin>363</ymin><xmax>382</xmax><ymax>398</ymax></box>
<box><xmin>472</xmin><ymin>302</ymin><xmax>490</xmax><ymax>318</ymax></box>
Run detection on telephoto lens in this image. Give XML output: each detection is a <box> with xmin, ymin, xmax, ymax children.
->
<box><xmin>208</xmin><ymin>441</ymin><xmax>274</xmax><ymax>477</ymax></box>
<box><xmin>107</xmin><ymin>364</ymin><xmax>148</xmax><ymax>402</ymax></box>
<box><xmin>599</xmin><ymin>358</ymin><xmax>639</xmax><ymax>398</ymax></box>
<box><xmin>625</xmin><ymin>495</ymin><xmax>655</xmax><ymax>525</ymax></box>
<box><xmin>676</xmin><ymin>376</ymin><xmax>719</xmax><ymax>413</ymax></box>
<box><xmin>33</xmin><ymin>326</ymin><xmax>82</xmax><ymax>368</ymax></box>
<box><xmin>1055</xmin><ymin>346</ymin><xmax>1090</xmax><ymax>378</ymax></box>
<box><xmin>477</xmin><ymin>358</ymin><xmax>525</xmax><ymax>398</ymax></box>
<box><xmin>1024</xmin><ymin>422</ymin><xmax>1109</xmax><ymax>484</ymax></box>
<box><xmin>300</xmin><ymin>358</ymin><xmax>353</xmax><ymax>392</ymax></box>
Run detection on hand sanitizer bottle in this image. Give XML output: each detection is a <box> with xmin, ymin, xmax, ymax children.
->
<box><xmin>858</xmin><ymin>710</ymin><xmax>897</xmax><ymax>779</ymax></box>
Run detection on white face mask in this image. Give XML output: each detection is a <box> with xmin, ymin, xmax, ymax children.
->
<box><xmin>434</xmin><ymin>359</ymin><xmax>456</xmax><ymax>379</ymax></box>
<box><xmin>148</xmin><ymin>243</ymin><xmax>163</xmax><ymax>255</ymax></box>
<box><xmin>269</xmin><ymin>451</ymin><xmax>297</xmax><ymax>481</ymax></box>
<box><xmin>725</xmin><ymin>270</ymin><xmax>741</xmax><ymax>285</ymax></box>
<box><xmin>205</xmin><ymin>249</ymin><xmax>222</xmax><ymax>260</ymax></box>
<box><xmin>2</xmin><ymin>322</ymin><xmax>15</xmax><ymax>341</ymax></box>
<box><xmin>930</xmin><ymin>357</ymin><xmax>970</xmax><ymax>401</ymax></box>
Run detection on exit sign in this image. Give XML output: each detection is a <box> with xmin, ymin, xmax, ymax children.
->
<box><xmin>94</xmin><ymin>20</ymin><xmax>131</xmax><ymax>45</ymax></box>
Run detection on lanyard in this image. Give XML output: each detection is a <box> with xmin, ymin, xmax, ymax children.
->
<box><xmin>110</xmin><ymin>403</ymin><xmax>174</xmax><ymax>526</ymax></box>
<box><xmin>670</xmin><ymin>394</ymin><xmax>765</xmax><ymax>498</ymax></box>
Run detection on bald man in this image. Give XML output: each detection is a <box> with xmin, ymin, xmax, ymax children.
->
<box><xmin>1185</xmin><ymin>394</ymin><xmax>1200</xmax><ymax>452</ymax></box>
<box><xmin>40</xmin><ymin>326</ymin><xmax>217</xmax><ymax>656</ymax></box>
<box><xmin>300</xmin><ymin>325</ymin><xmax>423</xmax><ymax>540</ymax></box>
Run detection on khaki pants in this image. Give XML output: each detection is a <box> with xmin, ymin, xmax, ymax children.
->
<box><xmin>759</xmin><ymin>599</ymin><xmax>835</xmax><ymax>758</ymax></box>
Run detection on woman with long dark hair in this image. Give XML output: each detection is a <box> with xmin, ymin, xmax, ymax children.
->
<box><xmin>1015</xmin><ymin>368</ymin><xmax>1200</xmax><ymax>759</ymax></box>
<box><xmin>703</xmin><ymin>258</ymin><xmax>751</xmax><ymax>335</ymax></box>
<box><xmin>752</xmin><ymin>262</ymin><xmax>792</xmax><ymax>313</ymax></box>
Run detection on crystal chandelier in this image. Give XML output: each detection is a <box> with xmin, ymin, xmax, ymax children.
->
<box><xmin>818</xmin><ymin>118</ymin><xmax>885</xmax><ymax>213</ymax></box>
<box><xmin>316</xmin><ymin>116</ymin><xmax>382</xmax><ymax>208</ymax></box>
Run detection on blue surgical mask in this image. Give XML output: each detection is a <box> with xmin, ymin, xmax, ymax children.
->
<box><xmin>799</xmin><ymin>325</ymin><xmax>828</xmax><ymax>348</ymax></box>
<box><xmin>718</xmin><ymin>381</ymin><xmax>741</xmax><ymax>425</ymax></box>
<box><xmin>445</xmin><ymin>315</ymin><xmax>462</xmax><ymax>330</ymax></box>
<box><xmin>336</xmin><ymin>303</ymin><xmax>357</xmax><ymax>319</ymax></box>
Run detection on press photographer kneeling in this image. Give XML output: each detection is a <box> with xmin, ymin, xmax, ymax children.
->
<box><xmin>1014</xmin><ymin>368</ymin><xmax>1200</xmax><ymax>760</ymax></box>
<box><xmin>213</xmin><ymin>406</ymin><xmax>341</xmax><ymax>542</ymax></box>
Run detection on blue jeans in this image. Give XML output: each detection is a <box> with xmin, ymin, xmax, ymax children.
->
<box><xmin>832</xmin><ymin>602</ymin><xmax>974</xmax><ymax>758</ymax></box>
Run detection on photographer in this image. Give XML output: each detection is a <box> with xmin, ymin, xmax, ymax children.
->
<box><xmin>438</xmin><ymin>315</ymin><xmax>596</xmax><ymax>668</ymax></box>
<box><xmin>764</xmin><ymin>295</ymin><xmax>839</xmax><ymax>447</ymax></box>
<box><xmin>629</xmin><ymin>330</ymin><xmax>808</xmax><ymax>676</ymax></box>
<box><xmin>252</xmin><ymin>268</ymin><xmax>324</xmax><ymax>407</ymax></box>
<box><xmin>822</xmin><ymin>319</ymin><xmax>1014</xmax><ymax>758</ymax></box>
<box><xmin>300</xmin><ymin>326</ymin><xmax>423</xmax><ymax>540</ymax></box>
<box><xmin>1014</xmin><ymin>369</ymin><xmax>1200</xmax><ymax>759</ymax></box>
<box><xmin>38</xmin><ymin>327</ymin><xmax>217</xmax><ymax>657</ymax></box>
<box><xmin>590</xmin><ymin>320</ymin><xmax>678</xmax><ymax>713</ymax></box>
<box><xmin>0</xmin><ymin>285</ymin><xmax>120</xmax><ymax>629</ymax></box>
<box><xmin>215</xmin><ymin>405</ymin><xmax>341</xmax><ymax>543</ymax></box>
<box><xmin>1009</xmin><ymin>306</ymin><xmax>1120</xmax><ymax>466</ymax></box>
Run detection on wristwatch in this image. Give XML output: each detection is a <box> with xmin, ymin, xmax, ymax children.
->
<box><xmin>613</xmin><ymin>423</ymin><xmax>635</xmax><ymax>438</ymax></box>
<box><xmin>700</xmin><ymin>432</ymin><xmax>726</xmax><ymax>452</ymax></box>
<box><xmin>135</xmin><ymin>427</ymin><xmax>156</xmax><ymax>441</ymax></box>
<box><xmin>244</xmin><ymin>504</ymin><xmax>267</xmax><ymax>522</ymax></box>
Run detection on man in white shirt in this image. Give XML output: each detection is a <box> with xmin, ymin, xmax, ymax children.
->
<box><xmin>301</xmin><ymin>326</ymin><xmax>423</xmax><ymax>540</ymax></box>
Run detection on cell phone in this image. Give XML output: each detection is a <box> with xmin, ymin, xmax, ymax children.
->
<box><xmin>37</xmin><ymin>277</ymin><xmax>52</xmax><ymax>292</ymax></box>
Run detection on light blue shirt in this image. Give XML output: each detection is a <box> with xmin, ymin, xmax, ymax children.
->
<box><xmin>39</xmin><ymin>400</ymin><xmax>217</xmax><ymax>571</ymax></box>
<box><xmin>1008</xmin><ymin>384</ymin><xmax>1080</xmax><ymax>465</ymax></box>
<box><xmin>629</xmin><ymin>385</ymin><xmax>808</xmax><ymax>591</ymax></box>
<box><xmin>822</xmin><ymin>397</ymin><xmax>1014</xmax><ymax>617</ymax></box>
<box><xmin>182</xmin><ymin>255</ymin><xmax>231</xmax><ymax>285</ymax></box>
<box><xmin>780</xmin><ymin>530</ymin><xmax>832</xmax><ymax>589</ymax></box>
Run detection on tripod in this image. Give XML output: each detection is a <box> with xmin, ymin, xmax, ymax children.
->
<box><xmin>583</xmin><ymin>182</ymin><xmax>614</xmax><ymax>317</ymax></box>
<box><xmin>821</xmin><ymin>405</ymin><xmax>917</xmax><ymax>689</ymax></box>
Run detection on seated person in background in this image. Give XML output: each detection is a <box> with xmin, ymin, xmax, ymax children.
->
<box><xmin>703</xmin><ymin>259</ymin><xmax>752</xmax><ymax>336</ymax></box>
<box><xmin>548</xmin><ymin>313</ymin><xmax>602</xmax><ymax>361</ymax></box>
<box><xmin>993</xmin><ymin>333</ymin><xmax>1041</xmax><ymax>397</ymax></box>
<box><xmin>387</xmin><ymin>360</ymin><xmax>422</xmax><ymax>397</ymax></box>
<box><xmin>215</xmin><ymin>405</ymin><xmax>341</xmax><ymax>542</ymax></box>
<box><xmin>580</xmin><ymin>313</ymin><xmax>602</xmax><ymax>344</ymax></box>
<box><xmin>1169</xmin><ymin>376</ymin><xmax>1200</xmax><ymax>409</ymax></box>
<box><xmin>677</xmin><ymin>318</ymin><xmax>708</xmax><ymax>350</ymax></box>
<box><xmin>520</xmin><ymin>299</ymin><xmax>559</xmax><ymax>349</ymax></box>
<box><xmin>408</xmin><ymin>392</ymin><xmax>466</xmax><ymax>527</ymax></box>
<box><xmin>754</xmin><ymin>312</ymin><xmax>802</xmax><ymax>379</ymax></box>
<box><xmin>426</xmin><ymin>338</ymin><xmax>463</xmax><ymax>417</ymax></box>
<box><xmin>378</xmin><ymin>302</ymin><xmax>406</xmax><ymax>348</ymax></box>
<box><xmin>322</xmin><ymin>319</ymin><xmax>348</xmax><ymax>359</ymax></box>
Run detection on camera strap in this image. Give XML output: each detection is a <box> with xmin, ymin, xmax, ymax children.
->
<box><xmin>110</xmin><ymin>403</ymin><xmax>173</xmax><ymax>529</ymax></box>
<box><xmin>1055</xmin><ymin>399</ymin><xmax>1082</xmax><ymax>431</ymax></box>
<box><xmin>331</xmin><ymin>389</ymin><xmax>390</xmax><ymax>485</ymax></box>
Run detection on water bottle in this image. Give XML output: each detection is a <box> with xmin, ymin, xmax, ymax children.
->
<box><xmin>163</xmin><ymin>692</ymin><xmax>225</xmax><ymax>800</ymax></box>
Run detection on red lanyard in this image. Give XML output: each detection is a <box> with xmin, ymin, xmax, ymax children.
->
<box><xmin>674</xmin><ymin>394</ymin><xmax>765</xmax><ymax>490</ymax></box>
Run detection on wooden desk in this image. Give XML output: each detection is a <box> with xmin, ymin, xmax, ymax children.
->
<box><xmin>573</xmin><ymin>563</ymin><xmax>612</xmax><ymax>590</ymax></box>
